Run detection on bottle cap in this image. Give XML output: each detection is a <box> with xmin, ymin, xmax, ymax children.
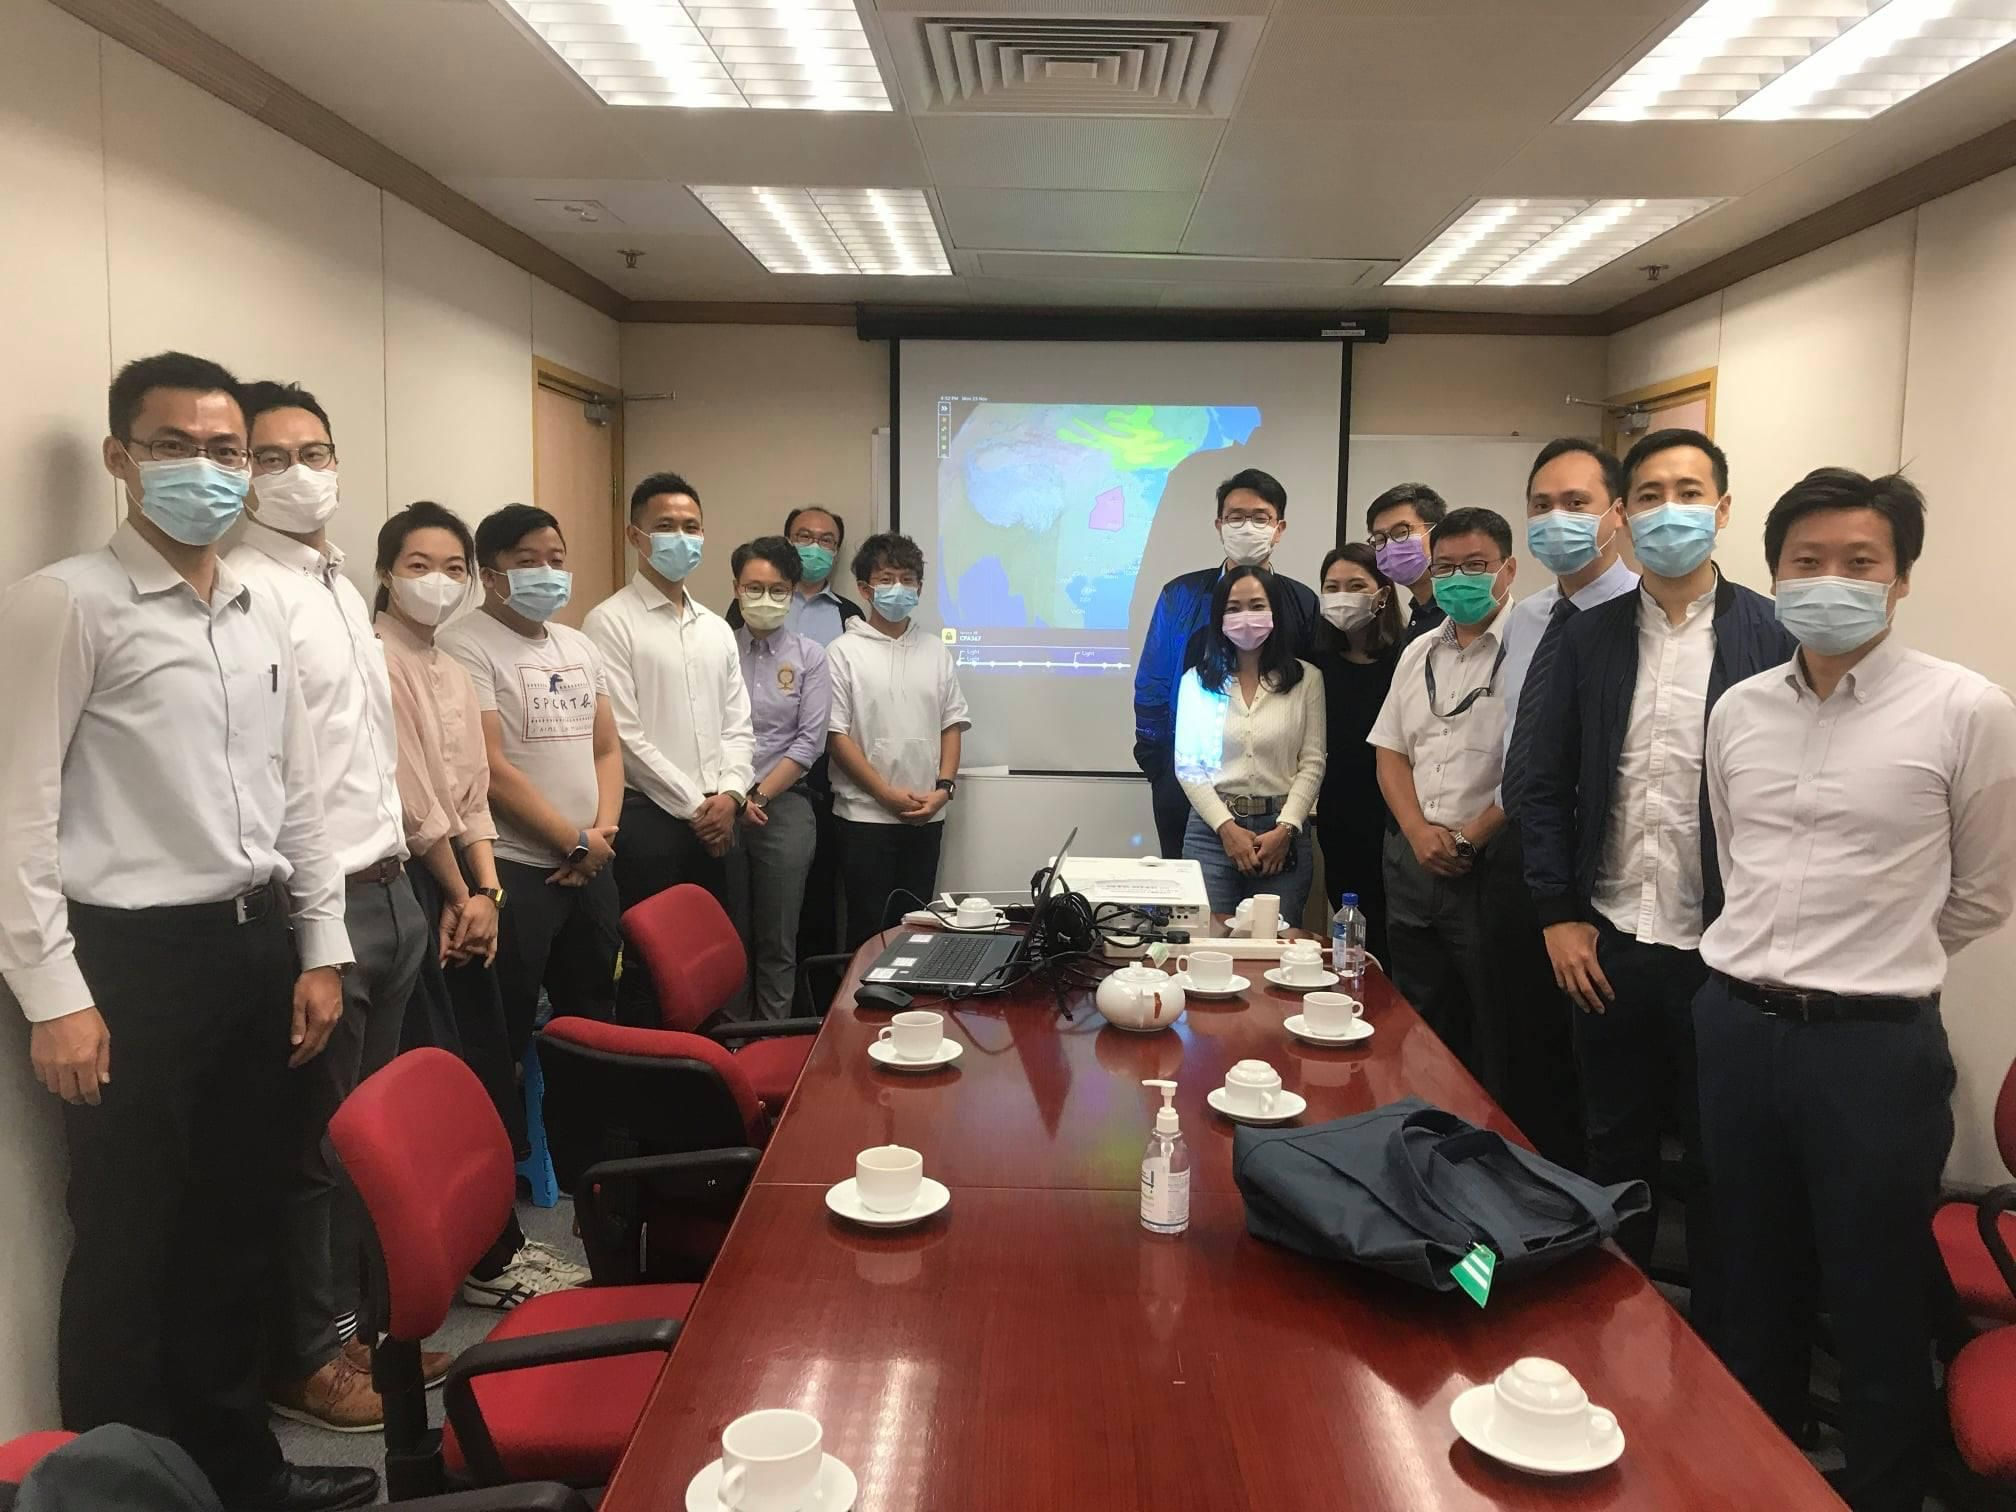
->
<box><xmin>1143</xmin><ymin>1078</ymin><xmax>1179</xmax><ymax>1135</ymax></box>
<box><xmin>1341</xmin><ymin>893</ymin><xmax>1358</xmax><ymax>908</ymax></box>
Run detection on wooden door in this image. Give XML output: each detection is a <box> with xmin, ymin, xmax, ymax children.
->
<box><xmin>533</xmin><ymin>369</ymin><xmax>620</xmax><ymax>629</ymax></box>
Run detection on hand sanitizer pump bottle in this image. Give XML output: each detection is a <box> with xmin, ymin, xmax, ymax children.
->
<box><xmin>1140</xmin><ymin>1079</ymin><xmax>1191</xmax><ymax>1235</ymax></box>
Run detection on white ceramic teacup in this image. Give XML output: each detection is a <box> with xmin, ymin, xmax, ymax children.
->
<box><xmin>1222</xmin><ymin>1058</ymin><xmax>1282</xmax><ymax>1116</ymax></box>
<box><xmin>1489</xmin><ymin>1358</ymin><xmax>1620</xmax><ymax>1461</ymax></box>
<box><xmin>1177</xmin><ymin>950</ymin><xmax>1235</xmax><ymax>990</ymax></box>
<box><xmin>954</xmin><ymin>896</ymin><xmax>997</xmax><ymax>928</ymax></box>
<box><xmin>1279</xmin><ymin>939</ymin><xmax>1326</xmax><ymax>983</ymax></box>
<box><xmin>1301</xmin><ymin>991</ymin><xmax>1365</xmax><ymax>1036</ymax></box>
<box><xmin>1247</xmin><ymin>893</ymin><xmax>1281</xmax><ymax>941</ymax></box>
<box><xmin>877</xmin><ymin>1010</ymin><xmax>944</xmax><ymax>1061</ymax></box>
<box><xmin>718</xmin><ymin>1408</ymin><xmax>824</xmax><ymax>1512</ymax></box>
<box><xmin>855</xmin><ymin>1145</ymin><xmax>924</xmax><ymax>1214</ymax></box>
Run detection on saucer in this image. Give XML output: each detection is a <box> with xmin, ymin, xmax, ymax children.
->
<box><xmin>1448</xmin><ymin>1385</ymin><xmax>1625</xmax><ymax>1477</ymax></box>
<box><xmin>824</xmin><ymin>1177</ymin><xmax>951</xmax><ymax>1228</ymax></box>
<box><xmin>1284</xmin><ymin>1013</ymin><xmax>1373</xmax><ymax>1046</ymax></box>
<box><xmin>1170</xmin><ymin>971</ymin><xmax>1250</xmax><ymax>1000</ymax></box>
<box><xmin>685</xmin><ymin>1452</ymin><xmax>859</xmax><ymax>1511</ymax></box>
<box><xmin>1206</xmin><ymin>1086</ymin><xmax>1307</xmax><ymax>1125</ymax></box>
<box><xmin>867</xmin><ymin>1039</ymin><xmax>963</xmax><ymax>1071</ymax></box>
<box><xmin>1264</xmin><ymin>966</ymin><xmax>1340</xmax><ymax>993</ymax></box>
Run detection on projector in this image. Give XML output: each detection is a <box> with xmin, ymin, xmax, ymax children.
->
<box><xmin>1055</xmin><ymin>856</ymin><xmax>1212</xmax><ymax>956</ymax></box>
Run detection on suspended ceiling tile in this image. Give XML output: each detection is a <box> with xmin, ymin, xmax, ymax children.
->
<box><xmin>937</xmin><ymin>188</ymin><xmax>1198</xmax><ymax>253</ymax></box>
<box><xmin>914</xmin><ymin>116</ymin><xmax>1226</xmax><ymax>192</ymax></box>
<box><xmin>1483</xmin><ymin>121</ymin><xmax>1862</xmax><ymax>200</ymax></box>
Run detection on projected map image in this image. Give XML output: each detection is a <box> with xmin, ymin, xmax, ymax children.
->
<box><xmin>937</xmin><ymin>402</ymin><xmax>1261</xmax><ymax>653</ymax></box>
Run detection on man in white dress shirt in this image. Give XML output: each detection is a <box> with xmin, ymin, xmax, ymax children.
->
<box><xmin>226</xmin><ymin>381</ymin><xmax>427</xmax><ymax>1431</ymax></box>
<box><xmin>0</xmin><ymin>353</ymin><xmax>374</xmax><ymax>1511</ymax></box>
<box><xmin>1698</xmin><ymin>468</ymin><xmax>2016</xmax><ymax>1512</ymax></box>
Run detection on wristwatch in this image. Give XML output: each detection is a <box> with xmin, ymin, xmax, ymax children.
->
<box><xmin>746</xmin><ymin>788</ymin><xmax>771</xmax><ymax>810</ymax></box>
<box><xmin>567</xmin><ymin>829</ymin><xmax>590</xmax><ymax>866</ymax></box>
<box><xmin>935</xmin><ymin>778</ymin><xmax>958</xmax><ymax>799</ymax></box>
<box><xmin>473</xmin><ymin>886</ymin><xmax>506</xmax><ymax>908</ymax></box>
<box><xmin>1450</xmin><ymin>829</ymin><xmax>1478</xmax><ymax>861</ymax></box>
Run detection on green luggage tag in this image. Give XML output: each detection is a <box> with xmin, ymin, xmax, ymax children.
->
<box><xmin>1451</xmin><ymin>1243</ymin><xmax>1496</xmax><ymax>1307</ymax></box>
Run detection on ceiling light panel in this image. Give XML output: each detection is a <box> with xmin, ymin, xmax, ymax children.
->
<box><xmin>1575</xmin><ymin>0</ymin><xmax>2016</xmax><ymax>122</ymax></box>
<box><xmin>691</xmin><ymin>186</ymin><xmax>953</xmax><ymax>274</ymax></box>
<box><xmin>492</xmin><ymin>1</ymin><xmax>891</xmax><ymax>110</ymax></box>
<box><xmin>1386</xmin><ymin>198</ymin><xmax>1724</xmax><ymax>287</ymax></box>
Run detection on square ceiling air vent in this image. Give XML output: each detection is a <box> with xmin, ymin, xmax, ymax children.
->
<box><xmin>911</xmin><ymin>17</ymin><xmax>1243</xmax><ymax>115</ymax></box>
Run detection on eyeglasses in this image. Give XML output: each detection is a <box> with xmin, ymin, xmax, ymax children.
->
<box><xmin>1366</xmin><ymin>522</ymin><xmax>1419</xmax><ymax>546</ymax></box>
<box><xmin>739</xmin><ymin>586</ymin><xmax>791</xmax><ymax>605</ymax></box>
<box><xmin>1428</xmin><ymin>559</ymin><xmax>1501</xmax><ymax>579</ymax></box>
<box><xmin>252</xmin><ymin>443</ymin><xmax>337</xmax><ymax>475</ymax></box>
<box><xmin>869</xmin><ymin>574</ymin><xmax>921</xmax><ymax>590</ymax></box>
<box><xmin>1220</xmin><ymin>511</ymin><xmax>1279</xmax><ymax>528</ymax></box>
<box><xmin>790</xmin><ymin>529</ymin><xmax>841</xmax><ymax>550</ymax></box>
<box><xmin>126</xmin><ymin>436</ymin><xmax>249</xmax><ymax>470</ymax></box>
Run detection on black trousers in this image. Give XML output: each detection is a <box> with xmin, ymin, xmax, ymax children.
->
<box><xmin>1381</xmin><ymin>827</ymin><xmax>1504</xmax><ymax>1100</ymax></box>
<box><xmin>837</xmin><ymin>819</ymin><xmax>944</xmax><ymax>950</ymax></box>
<box><xmin>406</xmin><ymin>864</ymin><xmax>522</xmax><ymax>1153</ymax></box>
<box><xmin>612</xmin><ymin>790</ymin><xmax>748</xmax><ymax>1022</ymax></box>
<box><xmin>61</xmin><ymin>893</ymin><xmax>294</xmax><ymax>1501</ymax></box>
<box><xmin>1148</xmin><ymin>763</ymin><xmax>1189</xmax><ymax>861</ymax></box>
<box><xmin>1576</xmin><ymin>920</ymin><xmax>1715</xmax><ymax>1324</ymax></box>
<box><xmin>1486</xmin><ymin>825</ymin><xmax>1583</xmax><ymax>1171</ymax></box>
<box><xmin>1695</xmin><ymin>976</ymin><xmax>1953</xmax><ymax>1512</ymax></box>
<box><xmin>493</xmin><ymin>857</ymin><xmax>619</xmax><ymax>1057</ymax></box>
<box><xmin>1315</xmin><ymin>815</ymin><xmax>1390</xmax><ymax>966</ymax></box>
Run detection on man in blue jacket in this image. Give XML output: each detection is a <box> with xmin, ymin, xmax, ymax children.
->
<box><xmin>1133</xmin><ymin>468</ymin><xmax>1319</xmax><ymax>859</ymax></box>
<box><xmin>1513</xmin><ymin>428</ymin><xmax>1794</xmax><ymax>1337</ymax></box>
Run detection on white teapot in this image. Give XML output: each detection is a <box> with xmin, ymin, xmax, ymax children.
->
<box><xmin>1096</xmin><ymin>964</ymin><xmax>1186</xmax><ymax>1034</ymax></box>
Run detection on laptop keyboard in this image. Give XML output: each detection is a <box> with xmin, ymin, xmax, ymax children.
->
<box><xmin>914</xmin><ymin>933</ymin><xmax>999</xmax><ymax>982</ymax></box>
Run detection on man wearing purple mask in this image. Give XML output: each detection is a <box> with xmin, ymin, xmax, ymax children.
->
<box><xmin>1366</xmin><ymin>483</ymin><xmax>1450</xmax><ymax>645</ymax></box>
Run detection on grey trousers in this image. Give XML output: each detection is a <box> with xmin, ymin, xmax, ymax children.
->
<box><xmin>268</xmin><ymin>870</ymin><xmax>426</xmax><ymax>1381</ymax></box>
<box><xmin>1381</xmin><ymin>827</ymin><xmax>1506</xmax><ymax>1101</ymax></box>
<box><xmin>734</xmin><ymin>788</ymin><xmax>817</xmax><ymax>1019</ymax></box>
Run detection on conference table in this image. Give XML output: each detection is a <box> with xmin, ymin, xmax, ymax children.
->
<box><xmin>599</xmin><ymin>928</ymin><xmax>1843</xmax><ymax>1511</ymax></box>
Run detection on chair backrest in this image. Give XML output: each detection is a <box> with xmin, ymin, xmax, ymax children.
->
<box><xmin>0</xmin><ymin>1435</ymin><xmax>75</xmax><ymax>1486</ymax></box>
<box><xmin>329</xmin><ymin>1049</ymin><xmax>515</xmax><ymax>1342</ymax></box>
<box><xmin>620</xmin><ymin>884</ymin><xmax>747</xmax><ymax>1032</ymax></box>
<box><xmin>536</xmin><ymin>1019</ymin><xmax>763</xmax><ymax>1193</ymax></box>
<box><xmin>1998</xmin><ymin>1054</ymin><xmax>2016</xmax><ymax>1178</ymax></box>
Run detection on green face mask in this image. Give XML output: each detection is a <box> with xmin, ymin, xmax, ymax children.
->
<box><xmin>1432</xmin><ymin>567</ymin><xmax>1502</xmax><ymax>626</ymax></box>
<box><xmin>796</xmin><ymin>543</ymin><xmax>835</xmax><ymax>583</ymax></box>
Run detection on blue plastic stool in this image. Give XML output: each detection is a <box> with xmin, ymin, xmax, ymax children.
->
<box><xmin>515</xmin><ymin>1036</ymin><xmax>559</xmax><ymax>1209</ymax></box>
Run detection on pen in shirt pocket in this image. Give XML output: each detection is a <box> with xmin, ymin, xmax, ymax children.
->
<box><xmin>269</xmin><ymin>663</ymin><xmax>278</xmax><ymax>692</ymax></box>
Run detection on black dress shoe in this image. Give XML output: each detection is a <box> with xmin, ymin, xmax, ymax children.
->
<box><xmin>229</xmin><ymin>1462</ymin><xmax>380</xmax><ymax>1511</ymax></box>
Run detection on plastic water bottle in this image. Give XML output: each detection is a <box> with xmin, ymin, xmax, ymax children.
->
<box><xmin>1332</xmin><ymin>893</ymin><xmax>1367</xmax><ymax>997</ymax></box>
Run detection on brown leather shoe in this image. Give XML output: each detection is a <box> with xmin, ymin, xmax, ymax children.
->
<box><xmin>267</xmin><ymin>1354</ymin><xmax>383</xmax><ymax>1434</ymax></box>
<box><xmin>342</xmin><ymin>1336</ymin><xmax>454</xmax><ymax>1390</ymax></box>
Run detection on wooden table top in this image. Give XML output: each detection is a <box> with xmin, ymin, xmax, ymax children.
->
<box><xmin>599</xmin><ymin>933</ymin><xmax>1842</xmax><ymax>1512</ymax></box>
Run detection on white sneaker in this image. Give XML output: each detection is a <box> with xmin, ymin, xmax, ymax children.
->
<box><xmin>460</xmin><ymin>1242</ymin><xmax>589</xmax><ymax>1310</ymax></box>
<box><xmin>517</xmin><ymin>1238</ymin><xmax>592</xmax><ymax>1289</ymax></box>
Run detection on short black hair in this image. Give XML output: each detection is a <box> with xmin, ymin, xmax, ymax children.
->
<box><xmin>630</xmin><ymin>471</ymin><xmax>700</xmax><ymax>524</ymax></box>
<box><xmin>852</xmin><ymin>532</ymin><xmax>925</xmax><ymax>584</ymax></box>
<box><xmin>240</xmin><ymin>380</ymin><xmax>333</xmax><ymax>442</ymax></box>
<box><xmin>1365</xmin><ymin>482</ymin><xmax>1447</xmax><ymax>535</ymax></box>
<box><xmin>374</xmin><ymin>501</ymin><xmax>474</xmax><ymax>612</ymax></box>
<box><xmin>1527</xmin><ymin>437</ymin><xmax>1622</xmax><ymax>502</ymax></box>
<box><xmin>1430</xmin><ymin>506</ymin><xmax>1514</xmax><ymax>559</ymax></box>
<box><xmin>783</xmin><ymin>505</ymin><xmax>846</xmax><ymax>548</ymax></box>
<box><xmin>1215</xmin><ymin>468</ymin><xmax>1287</xmax><ymax>518</ymax></box>
<box><xmin>732</xmin><ymin>534</ymin><xmax>803</xmax><ymax>586</ymax></box>
<box><xmin>1197</xmin><ymin>567</ymin><xmax>1305</xmax><ymax>695</ymax></box>
<box><xmin>1764</xmin><ymin>467</ymin><xmax>1927</xmax><ymax>576</ymax></box>
<box><xmin>1623</xmin><ymin>427</ymin><xmax>1729</xmax><ymax>496</ymax></box>
<box><xmin>108</xmin><ymin>351</ymin><xmax>240</xmax><ymax>439</ymax></box>
<box><xmin>474</xmin><ymin>503</ymin><xmax>563</xmax><ymax>570</ymax></box>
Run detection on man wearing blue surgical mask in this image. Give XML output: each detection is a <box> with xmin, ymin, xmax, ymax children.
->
<box><xmin>1513</xmin><ymin>428</ymin><xmax>1793</xmax><ymax>1335</ymax></box>
<box><xmin>582</xmin><ymin>473</ymin><xmax>756</xmax><ymax>1011</ymax></box>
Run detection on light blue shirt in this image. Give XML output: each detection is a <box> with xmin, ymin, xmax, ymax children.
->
<box><xmin>1498</xmin><ymin>555</ymin><xmax>1640</xmax><ymax>768</ymax></box>
<box><xmin>786</xmin><ymin>585</ymin><xmax>850</xmax><ymax>647</ymax></box>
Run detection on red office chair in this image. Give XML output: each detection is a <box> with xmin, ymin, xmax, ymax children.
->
<box><xmin>1950</xmin><ymin>1324</ymin><xmax>2016</xmax><ymax>1484</ymax></box>
<box><xmin>1935</xmin><ymin>1056</ymin><xmax>2016</xmax><ymax>1326</ymax></box>
<box><xmin>331</xmin><ymin>1050</ymin><xmax>741</xmax><ymax>1498</ymax></box>
<box><xmin>0</xmin><ymin>1433</ymin><xmax>74</xmax><ymax>1484</ymax></box>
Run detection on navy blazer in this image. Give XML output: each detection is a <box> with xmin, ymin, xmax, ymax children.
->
<box><xmin>1514</xmin><ymin>571</ymin><xmax>1796</xmax><ymax>931</ymax></box>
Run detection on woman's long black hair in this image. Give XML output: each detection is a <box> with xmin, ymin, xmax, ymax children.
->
<box><xmin>1196</xmin><ymin>567</ymin><xmax>1304</xmax><ymax>695</ymax></box>
<box><xmin>374</xmin><ymin>501</ymin><xmax>475</xmax><ymax>613</ymax></box>
<box><xmin>1313</xmin><ymin>541</ymin><xmax>1404</xmax><ymax>656</ymax></box>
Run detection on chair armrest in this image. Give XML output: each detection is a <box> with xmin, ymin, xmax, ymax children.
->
<box><xmin>796</xmin><ymin>951</ymin><xmax>855</xmax><ymax>1015</ymax></box>
<box><xmin>578</xmin><ymin>1149</ymin><xmax>764</xmax><ymax>1284</ymax></box>
<box><xmin>402</xmin><ymin>1485</ymin><xmax>595</xmax><ymax>1511</ymax></box>
<box><xmin>1977</xmin><ymin>1183</ymin><xmax>2016</xmax><ymax>1303</ymax></box>
<box><xmin>445</xmin><ymin>1318</ymin><xmax>681</xmax><ymax>1487</ymax></box>
<box><xmin>711</xmin><ymin>1016</ymin><xmax>825</xmax><ymax>1044</ymax></box>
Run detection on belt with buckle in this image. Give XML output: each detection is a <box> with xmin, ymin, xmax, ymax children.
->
<box><xmin>347</xmin><ymin>856</ymin><xmax>404</xmax><ymax>888</ymax></box>
<box><xmin>1222</xmin><ymin>793</ymin><xmax>1285</xmax><ymax>818</ymax></box>
<box><xmin>1716</xmin><ymin>973</ymin><xmax>1933</xmax><ymax>1024</ymax></box>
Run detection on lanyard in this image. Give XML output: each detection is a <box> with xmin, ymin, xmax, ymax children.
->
<box><xmin>1424</xmin><ymin>636</ymin><xmax>1508</xmax><ymax>720</ymax></box>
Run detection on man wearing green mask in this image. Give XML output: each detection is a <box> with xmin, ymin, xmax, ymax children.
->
<box><xmin>1368</xmin><ymin>507</ymin><xmax>1519</xmax><ymax>1095</ymax></box>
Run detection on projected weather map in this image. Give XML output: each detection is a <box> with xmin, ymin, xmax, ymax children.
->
<box><xmin>935</xmin><ymin>399</ymin><xmax>1261</xmax><ymax>677</ymax></box>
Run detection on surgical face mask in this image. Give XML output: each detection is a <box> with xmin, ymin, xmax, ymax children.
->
<box><xmin>872</xmin><ymin>582</ymin><xmax>920</xmax><ymax>622</ymax></box>
<box><xmin>1527</xmin><ymin>509</ymin><xmax>1607</xmax><ymax>576</ymax></box>
<box><xmin>739</xmin><ymin>589</ymin><xmax>790</xmax><ymax>632</ymax></box>
<box><xmin>1375</xmin><ymin>535</ymin><xmax>1429</xmax><ymax>585</ymax></box>
<box><xmin>388</xmin><ymin>571</ymin><xmax>465</xmax><ymax>628</ymax></box>
<box><xmin>250</xmin><ymin>463</ymin><xmax>340</xmax><ymax>533</ymax></box>
<box><xmin>795</xmin><ymin>543</ymin><xmax>835</xmax><ymax>583</ymax></box>
<box><xmin>1432</xmin><ymin>567</ymin><xmax>1504</xmax><ymax>626</ymax></box>
<box><xmin>1774</xmin><ymin>575</ymin><xmax>1894</xmax><ymax>656</ymax></box>
<box><xmin>131</xmin><ymin>456</ymin><xmax>249</xmax><ymax>546</ymax></box>
<box><xmin>1220</xmin><ymin>519</ymin><xmax>1278</xmax><ymax>567</ymax></box>
<box><xmin>498</xmin><ymin>566</ymin><xmax>571</xmax><ymax>623</ymax></box>
<box><xmin>1321</xmin><ymin>590</ymin><xmax>1378</xmax><ymax>633</ymax></box>
<box><xmin>1629</xmin><ymin>503</ymin><xmax>1719</xmax><ymax>578</ymax></box>
<box><xmin>1223</xmin><ymin>608</ymin><xmax>1274</xmax><ymax>650</ymax></box>
<box><xmin>645</xmin><ymin>531</ymin><xmax>703</xmax><ymax>582</ymax></box>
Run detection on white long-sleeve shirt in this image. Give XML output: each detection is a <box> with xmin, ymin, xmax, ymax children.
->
<box><xmin>582</xmin><ymin>576</ymin><xmax>754</xmax><ymax>818</ymax></box>
<box><xmin>826</xmin><ymin>618</ymin><xmax>970</xmax><ymax>825</ymax></box>
<box><xmin>1174</xmin><ymin>663</ymin><xmax>1327</xmax><ymax>831</ymax></box>
<box><xmin>0</xmin><ymin>523</ymin><xmax>352</xmax><ymax>1022</ymax></box>
<box><xmin>1701</xmin><ymin>637</ymin><xmax>2016</xmax><ymax>998</ymax></box>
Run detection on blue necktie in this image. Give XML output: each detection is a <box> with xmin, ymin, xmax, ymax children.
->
<box><xmin>1503</xmin><ymin>595</ymin><xmax>1577</xmax><ymax>818</ymax></box>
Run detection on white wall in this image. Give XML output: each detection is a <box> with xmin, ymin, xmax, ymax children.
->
<box><xmin>1607</xmin><ymin>165</ymin><xmax>2016</xmax><ymax>1185</ymax></box>
<box><xmin>0</xmin><ymin>0</ymin><xmax>618</xmax><ymax>1438</ymax></box>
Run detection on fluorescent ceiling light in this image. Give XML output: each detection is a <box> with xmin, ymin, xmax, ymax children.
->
<box><xmin>492</xmin><ymin>1</ymin><xmax>891</xmax><ymax>110</ymax></box>
<box><xmin>1386</xmin><ymin>198</ymin><xmax>1723</xmax><ymax>286</ymax></box>
<box><xmin>1575</xmin><ymin>0</ymin><xmax>2016</xmax><ymax>122</ymax></box>
<box><xmin>691</xmin><ymin>186</ymin><xmax>952</xmax><ymax>275</ymax></box>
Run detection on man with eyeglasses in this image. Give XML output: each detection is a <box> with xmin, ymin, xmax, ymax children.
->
<box><xmin>0</xmin><ymin>353</ymin><xmax>374</xmax><ymax>1510</ymax></box>
<box><xmin>1134</xmin><ymin>469</ymin><xmax>1319</xmax><ymax>859</ymax></box>
<box><xmin>223</xmin><ymin>382</ymin><xmax>428</xmax><ymax>1433</ymax></box>
<box><xmin>1365</xmin><ymin>482</ymin><xmax>1451</xmax><ymax>645</ymax></box>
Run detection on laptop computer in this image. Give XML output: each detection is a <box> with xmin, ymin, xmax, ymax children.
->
<box><xmin>863</xmin><ymin>828</ymin><xmax>1078</xmax><ymax>992</ymax></box>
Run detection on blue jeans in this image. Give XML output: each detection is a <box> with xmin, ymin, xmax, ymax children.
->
<box><xmin>1182</xmin><ymin>809</ymin><xmax>1313</xmax><ymax>923</ymax></box>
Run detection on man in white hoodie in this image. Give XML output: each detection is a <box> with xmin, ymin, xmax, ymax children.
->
<box><xmin>825</xmin><ymin>533</ymin><xmax>971</xmax><ymax>948</ymax></box>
